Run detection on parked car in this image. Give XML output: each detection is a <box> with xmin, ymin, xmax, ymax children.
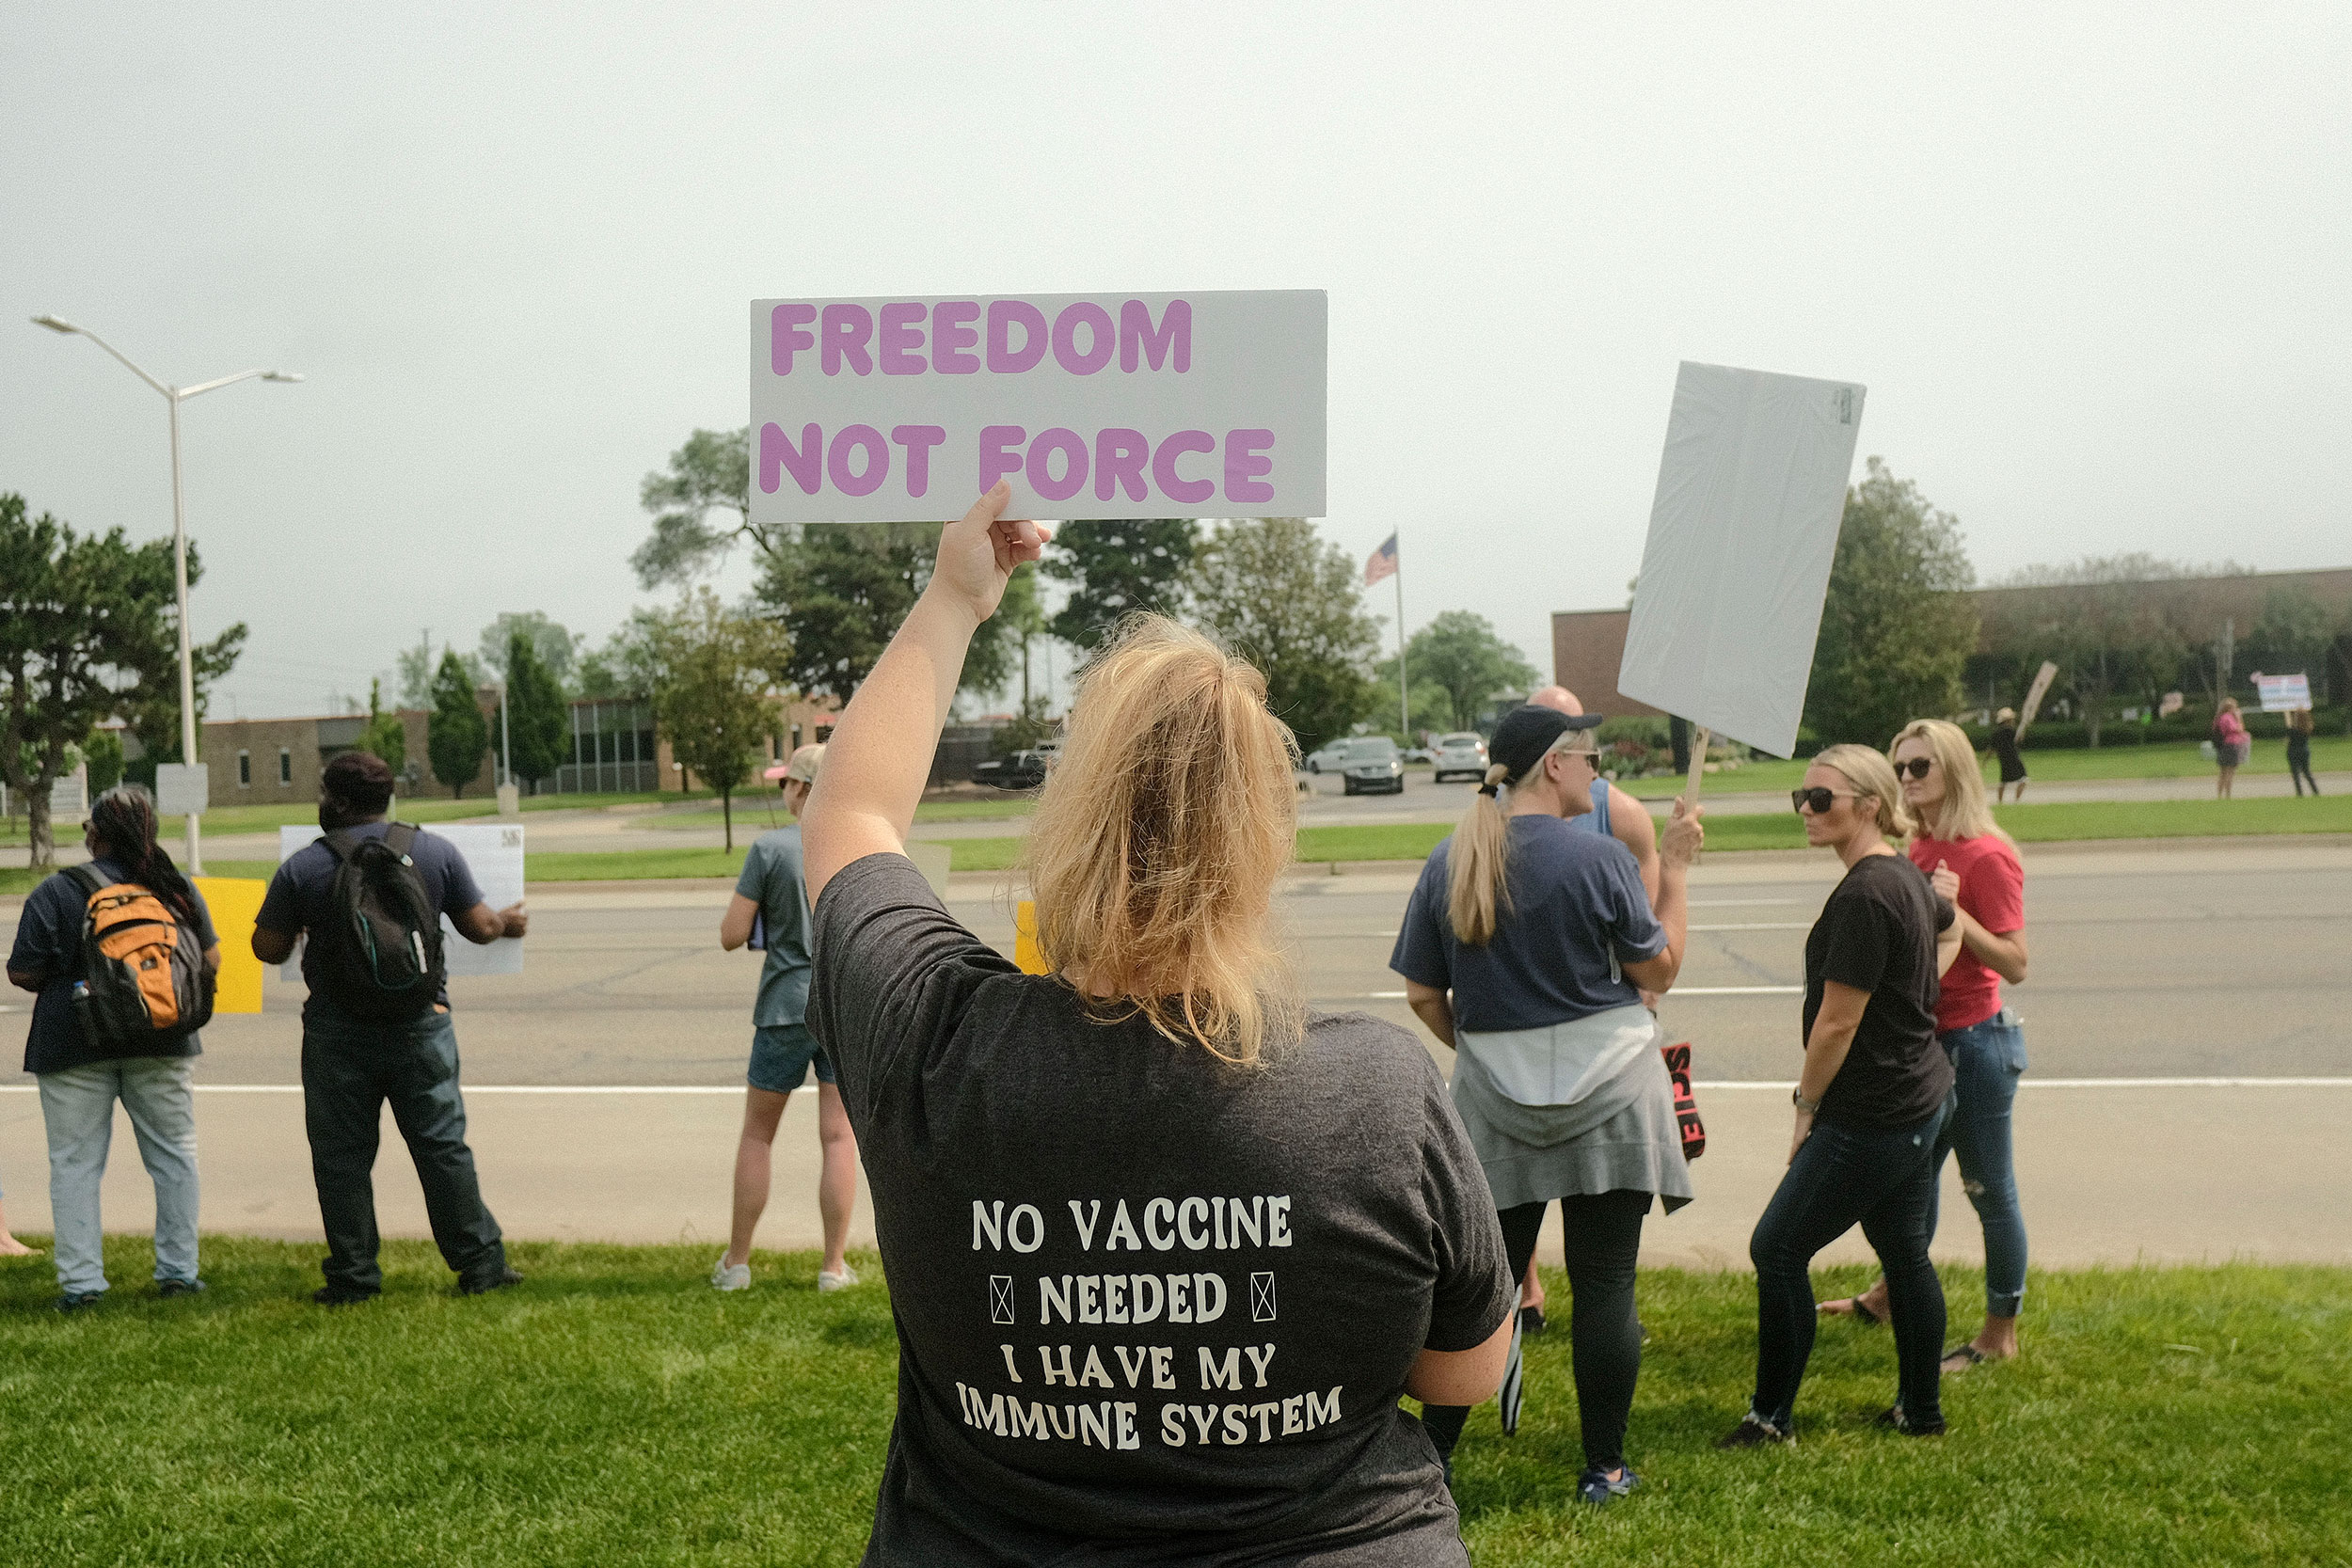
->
<box><xmin>1335</xmin><ymin>736</ymin><xmax>1406</xmax><ymax>796</ymax></box>
<box><xmin>1401</xmin><ymin>746</ymin><xmax>1437</xmax><ymax>765</ymax></box>
<box><xmin>1303</xmin><ymin>738</ymin><xmax>1355</xmax><ymax>774</ymax></box>
<box><xmin>1430</xmin><ymin>731</ymin><xmax>1488</xmax><ymax>784</ymax></box>
<box><xmin>973</xmin><ymin>750</ymin><xmax>1049</xmax><ymax>790</ymax></box>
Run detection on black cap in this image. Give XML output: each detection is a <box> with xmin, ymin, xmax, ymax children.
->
<box><xmin>1487</xmin><ymin>705</ymin><xmax>1604</xmax><ymax>784</ymax></box>
<box><xmin>322</xmin><ymin>750</ymin><xmax>396</xmax><ymax>814</ymax></box>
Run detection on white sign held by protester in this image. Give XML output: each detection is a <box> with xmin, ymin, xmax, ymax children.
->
<box><xmin>2017</xmin><ymin>661</ymin><xmax>2060</xmax><ymax>737</ymax></box>
<box><xmin>153</xmin><ymin>763</ymin><xmax>209</xmax><ymax>816</ymax></box>
<box><xmin>274</xmin><ymin>823</ymin><xmax>525</xmax><ymax>981</ymax></box>
<box><xmin>747</xmin><ymin>291</ymin><xmax>1327</xmax><ymax>523</ymax></box>
<box><xmin>1616</xmin><ymin>362</ymin><xmax>1867</xmax><ymax>759</ymax></box>
<box><xmin>2252</xmin><ymin>673</ymin><xmax>2311</xmax><ymax>712</ymax></box>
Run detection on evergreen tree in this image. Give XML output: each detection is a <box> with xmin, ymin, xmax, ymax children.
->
<box><xmin>427</xmin><ymin>649</ymin><xmax>487</xmax><ymax>798</ymax></box>
<box><xmin>361</xmin><ymin>678</ymin><xmax>406</xmax><ymax>776</ymax></box>
<box><xmin>1803</xmin><ymin>459</ymin><xmax>1979</xmax><ymax>748</ymax></box>
<box><xmin>503</xmin><ymin>630</ymin><xmax>570</xmax><ymax>791</ymax></box>
<box><xmin>1042</xmin><ymin>518</ymin><xmax>1199</xmax><ymax>651</ymax></box>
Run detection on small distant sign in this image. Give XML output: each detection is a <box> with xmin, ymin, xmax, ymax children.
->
<box><xmin>2253</xmin><ymin>673</ymin><xmax>2311</xmax><ymax>712</ymax></box>
<box><xmin>154</xmin><ymin>763</ymin><xmax>210</xmax><ymax>816</ymax></box>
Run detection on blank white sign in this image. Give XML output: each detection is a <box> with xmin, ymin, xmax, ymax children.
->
<box><xmin>1617</xmin><ymin>362</ymin><xmax>1867</xmax><ymax>758</ymax></box>
<box><xmin>276</xmin><ymin>822</ymin><xmax>524</xmax><ymax>980</ymax></box>
<box><xmin>153</xmin><ymin>763</ymin><xmax>209</xmax><ymax>816</ymax></box>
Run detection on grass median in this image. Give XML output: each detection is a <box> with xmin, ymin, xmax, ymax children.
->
<box><xmin>0</xmin><ymin>1238</ymin><xmax>2342</xmax><ymax>1566</ymax></box>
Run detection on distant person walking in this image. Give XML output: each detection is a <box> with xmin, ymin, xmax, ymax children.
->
<box><xmin>712</xmin><ymin>743</ymin><xmax>860</xmax><ymax>1293</ymax></box>
<box><xmin>251</xmin><ymin>752</ymin><xmax>526</xmax><ymax>1305</ymax></box>
<box><xmin>2285</xmin><ymin>707</ymin><xmax>2320</xmax><ymax>796</ymax></box>
<box><xmin>1720</xmin><ymin>746</ymin><xmax>1960</xmax><ymax>1447</ymax></box>
<box><xmin>1392</xmin><ymin>704</ymin><xmax>1704</xmax><ymax>1506</ymax></box>
<box><xmin>7</xmin><ymin>785</ymin><xmax>217</xmax><ymax>1309</ymax></box>
<box><xmin>1822</xmin><ymin>720</ymin><xmax>2032</xmax><ymax>1373</ymax></box>
<box><xmin>1989</xmin><ymin>708</ymin><xmax>2028</xmax><ymax>802</ymax></box>
<box><xmin>2213</xmin><ymin>699</ymin><xmax>2249</xmax><ymax>799</ymax></box>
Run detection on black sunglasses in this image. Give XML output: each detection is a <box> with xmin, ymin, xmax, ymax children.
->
<box><xmin>1895</xmin><ymin>756</ymin><xmax>1935</xmax><ymax>780</ymax></box>
<box><xmin>1791</xmin><ymin>786</ymin><xmax>1858</xmax><ymax>814</ymax></box>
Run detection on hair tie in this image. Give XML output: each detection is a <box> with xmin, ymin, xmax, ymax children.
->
<box><xmin>1477</xmin><ymin>783</ymin><xmax>1501</xmax><ymax>798</ymax></box>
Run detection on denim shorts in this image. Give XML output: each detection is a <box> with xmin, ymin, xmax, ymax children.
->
<box><xmin>748</xmin><ymin>1022</ymin><xmax>835</xmax><ymax>1093</ymax></box>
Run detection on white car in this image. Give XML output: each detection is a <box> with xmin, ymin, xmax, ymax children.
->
<box><xmin>1303</xmin><ymin>739</ymin><xmax>1355</xmax><ymax>774</ymax></box>
<box><xmin>1430</xmin><ymin>732</ymin><xmax>1488</xmax><ymax>784</ymax></box>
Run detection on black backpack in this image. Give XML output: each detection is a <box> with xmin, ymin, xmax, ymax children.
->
<box><xmin>64</xmin><ymin>866</ymin><xmax>215</xmax><ymax>1056</ymax></box>
<box><xmin>310</xmin><ymin>823</ymin><xmax>446</xmax><ymax>1022</ymax></box>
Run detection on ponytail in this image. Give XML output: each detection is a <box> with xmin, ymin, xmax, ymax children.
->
<box><xmin>87</xmin><ymin>784</ymin><xmax>200</xmax><ymax>927</ymax></box>
<box><xmin>1446</xmin><ymin>763</ymin><xmax>1515</xmax><ymax>946</ymax></box>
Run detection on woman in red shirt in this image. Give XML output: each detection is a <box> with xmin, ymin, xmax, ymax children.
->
<box><xmin>2213</xmin><ymin>698</ymin><xmax>2250</xmax><ymax>800</ymax></box>
<box><xmin>1821</xmin><ymin>719</ymin><xmax>2031</xmax><ymax>1370</ymax></box>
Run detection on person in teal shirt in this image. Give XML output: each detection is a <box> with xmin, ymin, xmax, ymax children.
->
<box><xmin>711</xmin><ymin>744</ymin><xmax>861</xmax><ymax>1292</ymax></box>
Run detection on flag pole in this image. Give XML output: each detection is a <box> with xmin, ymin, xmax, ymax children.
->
<box><xmin>1393</xmin><ymin>531</ymin><xmax>1409</xmax><ymax>743</ymax></box>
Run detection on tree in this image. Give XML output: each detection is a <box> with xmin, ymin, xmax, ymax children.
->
<box><xmin>641</xmin><ymin>590</ymin><xmax>791</xmax><ymax>850</ymax></box>
<box><xmin>1982</xmin><ymin>555</ymin><xmax>2242</xmax><ymax>745</ymax></box>
<box><xmin>478</xmin><ymin>612</ymin><xmax>577</xmax><ymax>688</ymax></box>
<box><xmin>1</xmin><ymin>494</ymin><xmax>195</xmax><ymax>867</ymax></box>
<box><xmin>502</xmin><ymin>630</ymin><xmax>570</xmax><ymax>792</ymax></box>
<box><xmin>630</xmin><ymin>427</ymin><xmax>794</xmax><ymax>589</ymax></box>
<box><xmin>1188</xmin><ymin>517</ymin><xmax>1382</xmax><ymax>757</ymax></box>
<box><xmin>83</xmin><ymin>730</ymin><xmax>124</xmax><ymax>795</ymax></box>
<box><xmin>397</xmin><ymin>638</ymin><xmax>485</xmax><ymax>708</ymax></box>
<box><xmin>427</xmin><ymin>649</ymin><xmax>487</xmax><ymax>798</ymax></box>
<box><xmin>1042</xmin><ymin>519</ymin><xmax>1199</xmax><ymax>651</ymax></box>
<box><xmin>1802</xmin><ymin>459</ymin><xmax>1978</xmax><ymax>748</ymax></box>
<box><xmin>2247</xmin><ymin>585</ymin><xmax>2335</xmax><ymax>702</ymax></box>
<box><xmin>1375</xmin><ymin>610</ymin><xmax>1539</xmax><ymax>734</ymax></box>
<box><xmin>361</xmin><ymin>677</ymin><xmax>406</xmax><ymax>777</ymax></box>
<box><xmin>755</xmin><ymin>523</ymin><xmax>1019</xmax><ymax>705</ymax></box>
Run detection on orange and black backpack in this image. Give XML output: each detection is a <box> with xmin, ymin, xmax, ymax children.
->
<box><xmin>63</xmin><ymin>866</ymin><xmax>215</xmax><ymax>1055</ymax></box>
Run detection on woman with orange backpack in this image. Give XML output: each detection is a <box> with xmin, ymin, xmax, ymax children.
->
<box><xmin>6</xmin><ymin>784</ymin><xmax>218</xmax><ymax>1310</ymax></box>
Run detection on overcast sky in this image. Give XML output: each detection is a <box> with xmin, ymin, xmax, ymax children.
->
<box><xmin>6</xmin><ymin>5</ymin><xmax>2347</xmax><ymax>720</ymax></box>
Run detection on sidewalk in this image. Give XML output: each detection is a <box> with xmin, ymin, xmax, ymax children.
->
<box><xmin>3</xmin><ymin>1083</ymin><xmax>2343</xmax><ymax>1271</ymax></box>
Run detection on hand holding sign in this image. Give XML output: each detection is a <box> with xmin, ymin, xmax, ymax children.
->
<box><xmin>930</xmin><ymin>482</ymin><xmax>1054</xmax><ymax>624</ymax></box>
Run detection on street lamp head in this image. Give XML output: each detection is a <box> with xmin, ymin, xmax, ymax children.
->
<box><xmin>262</xmin><ymin>371</ymin><xmax>304</xmax><ymax>383</ymax></box>
<box><xmin>31</xmin><ymin>314</ymin><xmax>82</xmax><ymax>335</ymax></box>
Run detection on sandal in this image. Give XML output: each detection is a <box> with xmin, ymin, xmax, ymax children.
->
<box><xmin>1819</xmin><ymin>1296</ymin><xmax>1883</xmax><ymax>1325</ymax></box>
<box><xmin>1941</xmin><ymin>1343</ymin><xmax>1991</xmax><ymax>1373</ymax></box>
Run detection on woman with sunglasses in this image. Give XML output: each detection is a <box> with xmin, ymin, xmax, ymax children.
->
<box><xmin>1822</xmin><ymin>721</ymin><xmax>2029</xmax><ymax>1372</ymax></box>
<box><xmin>1720</xmin><ymin>746</ymin><xmax>1960</xmax><ymax>1447</ymax></box>
<box><xmin>1392</xmin><ymin>705</ymin><xmax>1704</xmax><ymax>1506</ymax></box>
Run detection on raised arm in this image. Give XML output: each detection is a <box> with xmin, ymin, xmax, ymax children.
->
<box><xmin>1619</xmin><ymin>799</ymin><xmax>1703</xmax><ymax>994</ymax></box>
<box><xmin>801</xmin><ymin>483</ymin><xmax>1049</xmax><ymax>902</ymax></box>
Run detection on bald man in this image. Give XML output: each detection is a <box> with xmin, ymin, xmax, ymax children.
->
<box><xmin>1528</xmin><ymin>686</ymin><xmax>1658</xmax><ymax>902</ymax></box>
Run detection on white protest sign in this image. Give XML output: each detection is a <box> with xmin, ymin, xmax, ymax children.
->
<box><xmin>276</xmin><ymin>822</ymin><xmax>525</xmax><ymax>980</ymax></box>
<box><xmin>2253</xmin><ymin>673</ymin><xmax>2311</xmax><ymax>712</ymax></box>
<box><xmin>1616</xmin><ymin>362</ymin><xmax>1867</xmax><ymax>759</ymax></box>
<box><xmin>153</xmin><ymin>763</ymin><xmax>209</xmax><ymax>816</ymax></box>
<box><xmin>2016</xmin><ymin>660</ymin><xmax>2060</xmax><ymax>737</ymax></box>
<box><xmin>747</xmin><ymin>291</ymin><xmax>1327</xmax><ymax>522</ymax></box>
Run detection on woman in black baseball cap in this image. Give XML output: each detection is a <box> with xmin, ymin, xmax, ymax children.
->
<box><xmin>1389</xmin><ymin>705</ymin><xmax>1704</xmax><ymax>1505</ymax></box>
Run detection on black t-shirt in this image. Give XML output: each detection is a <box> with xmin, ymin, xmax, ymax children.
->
<box><xmin>808</xmin><ymin>854</ymin><xmax>1515</xmax><ymax>1568</ymax></box>
<box><xmin>1802</xmin><ymin>852</ymin><xmax>1957</xmax><ymax>1129</ymax></box>
<box><xmin>255</xmin><ymin>822</ymin><xmax>485</xmax><ymax>1010</ymax></box>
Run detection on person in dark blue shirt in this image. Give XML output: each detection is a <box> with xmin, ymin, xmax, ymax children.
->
<box><xmin>251</xmin><ymin>751</ymin><xmax>527</xmax><ymax>1305</ymax></box>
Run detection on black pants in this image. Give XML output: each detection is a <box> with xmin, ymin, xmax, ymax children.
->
<box><xmin>2288</xmin><ymin>738</ymin><xmax>2319</xmax><ymax>796</ymax></box>
<box><xmin>1748</xmin><ymin>1098</ymin><xmax>1951</xmax><ymax>1431</ymax></box>
<box><xmin>301</xmin><ymin>998</ymin><xmax>506</xmax><ymax>1293</ymax></box>
<box><xmin>1422</xmin><ymin>1189</ymin><xmax>1650</xmax><ymax>1471</ymax></box>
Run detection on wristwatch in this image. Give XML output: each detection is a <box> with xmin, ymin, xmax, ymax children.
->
<box><xmin>1791</xmin><ymin>1088</ymin><xmax>1821</xmax><ymax>1115</ymax></box>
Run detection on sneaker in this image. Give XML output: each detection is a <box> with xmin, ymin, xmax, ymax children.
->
<box><xmin>157</xmin><ymin>1277</ymin><xmax>207</xmax><ymax>1298</ymax></box>
<box><xmin>1716</xmin><ymin>1413</ymin><xmax>1796</xmax><ymax>1449</ymax></box>
<box><xmin>1576</xmin><ymin>1465</ymin><xmax>1640</xmax><ymax>1506</ymax></box>
<box><xmin>710</xmin><ymin>1255</ymin><xmax>751</xmax><ymax>1292</ymax></box>
<box><xmin>1497</xmin><ymin>1312</ymin><xmax>1526</xmax><ymax>1436</ymax></box>
<box><xmin>1518</xmin><ymin>1302</ymin><xmax>1547</xmax><ymax>1336</ymax></box>
<box><xmin>817</xmin><ymin>1263</ymin><xmax>859</xmax><ymax>1292</ymax></box>
<box><xmin>1875</xmin><ymin>1403</ymin><xmax>1947</xmax><ymax>1437</ymax></box>
<box><xmin>55</xmin><ymin>1291</ymin><xmax>104</xmax><ymax>1314</ymax></box>
<box><xmin>313</xmin><ymin>1285</ymin><xmax>378</xmax><ymax>1307</ymax></box>
<box><xmin>457</xmin><ymin>1267</ymin><xmax>524</xmax><ymax>1297</ymax></box>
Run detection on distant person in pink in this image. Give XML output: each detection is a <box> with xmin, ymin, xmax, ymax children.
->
<box><xmin>2213</xmin><ymin>698</ymin><xmax>2249</xmax><ymax>799</ymax></box>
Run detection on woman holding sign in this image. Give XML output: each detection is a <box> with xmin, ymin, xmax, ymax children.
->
<box><xmin>799</xmin><ymin>483</ymin><xmax>1516</xmax><ymax>1566</ymax></box>
<box><xmin>1721</xmin><ymin>746</ymin><xmax>1960</xmax><ymax>1447</ymax></box>
<box><xmin>1391</xmin><ymin>705</ymin><xmax>1704</xmax><ymax>1508</ymax></box>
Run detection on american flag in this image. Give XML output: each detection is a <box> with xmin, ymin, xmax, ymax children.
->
<box><xmin>1364</xmin><ymin>532</ymin><xmax>1398</xmax><ymax>587</ymax></box>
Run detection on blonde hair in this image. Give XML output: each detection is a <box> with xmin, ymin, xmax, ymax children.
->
<box><xmin>1446</xmin><ymin>732</ymin><xmax>1587</xmax><ymax>946</ymax></box>
<box><xmin>2219</xmin><ymin>697</ymin><xmax>2241</xmax><ymax>716</ymax></box>
<box><xmin>1891</xmin><ymin>719</ymin><xmax>2010</xmax><ymax>846</ymax></box>
<box><xmin>1813</xmin><ymin>743</ymin><xmax>1914</xmax><ymax>840</ymax></box>
<box><xmin>1024</xmin><ymin>616</ymin><xmax>1302</xmax><ymax>1064</ymax></box>
<box><xmin>1994</xmin><ymin>707</ymin><xmax>2016</xmax><ymax>725</ymax></box>
<box><xmin>2288</xmin><ymin>707</ymin><xmax>2315</xmax><ymax>736</ymax></box>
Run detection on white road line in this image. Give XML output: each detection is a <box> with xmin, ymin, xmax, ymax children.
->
<box><xmin>1690</xmin><ymin>923</ymin><xmax>1811</xmax><ymax>932</ymax></box>
<box><xmin>1667</xmin><ymin>985</ymin><xmax>1804</xmax><ymax>995</ymax></box>
<box><xmin>1692</xmin><ymin>898</ymin><xmax>1803</xmax><ymax>907</ymax></box>
<box><xmin>1695</xmin><ymin>1079</ymin><xmax>2352</xmax><ymax>1090</ymax></box>
<box><xmin>0</xmin><ymin>1084</ymin><xmax>812</xmax><ymax>1096</ymax></box>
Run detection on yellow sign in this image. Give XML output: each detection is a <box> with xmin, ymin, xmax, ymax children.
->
<box><xmin>1014</xmin><ymin>900</ymin><xmax>1048</xmax><ymax>974</ymax></box>
<box><xmin>191</xmin><ymin>877</ymin><xmax>269</xmax><ymax>1014</ymax></box>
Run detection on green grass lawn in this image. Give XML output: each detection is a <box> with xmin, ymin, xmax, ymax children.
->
<box><xmin>1619</xmin><ymin>735</ymin><xmax>2352</xmax><ymax>800</ymax></box>
<box><xmin>0</xmin><ymin>1239</ymin><xmax>2342</xmax><ymax>1566</ymax></box>
<box><xmin>648</xmin><ymin>797</ymin><xmax>1041</xmax><ymax>832</ymax></box>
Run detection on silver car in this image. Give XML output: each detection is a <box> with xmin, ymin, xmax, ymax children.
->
<box><xmin>1337</xmin><ymin>736</ymin><xmax>1406</xmax><ymax>796</ymax></box>
<box><xmin>1430</xmin><ymin>732</ymin><xmax>1488</xmax><ymax>784</ymax></box>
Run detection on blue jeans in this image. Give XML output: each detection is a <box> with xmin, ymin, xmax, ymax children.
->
<box><xmin>1749</xmin><ymin>1095</ymin><xmax>1953</xmax><ymax>1432</ymax></box>
<box><xmin>38</xmin><ymin>1057</ymin><xmax>201</xmax><ymax>1295</ymax></box>
<box><xmin>1932</xmin><ymin>1010</ymin><xmax>2029</xmax><ymax>1319</ymax></box>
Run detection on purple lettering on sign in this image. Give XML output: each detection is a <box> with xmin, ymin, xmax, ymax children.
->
<box><xmin>932</xmin><ymin>301</ymin><xmax>980</xmax><ymax>374</ymax></box>
<box><xmin>1094</xmin><ymin>429</ymin><xmax>1149</xmax><ymax>502</ymax></box>
<box><xmin>878</xmin><ymin>303</ymin><xmax>927</xmax><ymax>375</ymax></box>
<box><xmin>759</xmin><ymin>422</ymin><xmax>822</xmax><ymax>496</ymax></box>
<box><xmin>771</xmin><ymin>304</ymin><xmax>818</xmax><ymax>376</ymax></box>
<box><xmin>987</xmin><ymin>300</ymin><xmax>1049</xmax><ymax>374</ymax></box>
<box><xmin>1052</xmin><ymin>303</ymin><xmax>1116</xmax><ymax>376</ymax></box>
<box><xmin>1120</xmin><ymin>299</ymin><xmax>1191</xmax><ymax>373</ymax></box>
<box><xmin>892</xmin><ymin>425</ymin><xmax>946</xmax><ymax>499</ymax></box>
<box><xmin>1152</xmin><ymin>431</ymin><xmax>1216</xmax><ymax>504</ymax></box>
<box><xmin>828</xmin><ymin>425</ymin><xmax>889</xmax><ymax>497</ymax></box>
<box><xmin>1027</xmin><ymin>428</ymin><xmax>1089</xmax><ymax>503</ymax></box>
<box><xmin>1224</xmin><ymin>430</ymin><xmax>1275</xmax><ymax>503</ymax></box>
<box><xmin>821</xmin><ymin>304</ymin><xmax>874</xmax><ymax>376</ymax></box>
<box><xmin>979</xmin><ymin>426</ymin><xmax>1027</xmax><ymax>491</ymax></box>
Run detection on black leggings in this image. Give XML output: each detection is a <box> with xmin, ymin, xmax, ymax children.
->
<box><xmin>1422</xmin><ymin>1189</ymin><xmax>1650</xmax><ymax>1471</ymax></box>
<box><xmin>2288</xmin><ymin>738</ymin><xmax>2319</xmax><ymax>796</ymax></box>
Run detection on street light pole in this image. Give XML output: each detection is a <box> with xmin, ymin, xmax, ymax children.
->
<box><xmin>32</xmin><ymin>315</ymin><xmax>301</xmax><ymax>874</ymax></box>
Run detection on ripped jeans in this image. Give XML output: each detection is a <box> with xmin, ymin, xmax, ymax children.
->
<box><xmin>1931</xmin><ymin>1009</ymin><xmax>2029</xmax><ymax>1319</ymax></box>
